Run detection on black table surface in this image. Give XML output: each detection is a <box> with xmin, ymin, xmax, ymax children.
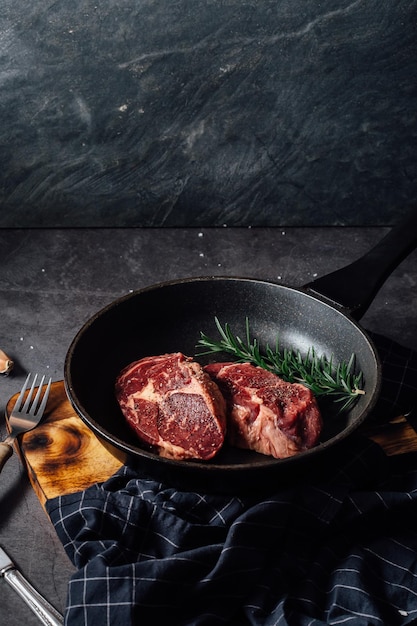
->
<box><xmin>0</xmin><ymin>226</ymin><xmax>416</xmax><ymax>625</ymax></box>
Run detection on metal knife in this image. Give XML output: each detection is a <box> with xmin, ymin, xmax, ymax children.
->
<box><xmin>0</xmin><ymin>546</ymin><xmax>63</xmax><ymax>626</ymax></box>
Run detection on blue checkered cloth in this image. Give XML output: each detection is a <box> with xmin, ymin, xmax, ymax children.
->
<box><xmin>46</xmin><ymin>333</ymin><xmax>417</xmax><ymax>626</ymax></box>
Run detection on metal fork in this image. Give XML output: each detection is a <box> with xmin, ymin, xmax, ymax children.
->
<box><xmin>0</xmin><ymin>373</ymin><xmax>52</xmax><ymax>473</ymax></box>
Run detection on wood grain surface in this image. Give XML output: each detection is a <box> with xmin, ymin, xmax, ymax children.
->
<box><xmin>5</xmin><ymin>381</ymin><xmax>417</xmax><ymax>508</ymax></box>
<box><xmin>5</xmin><ymin>381</ymin><xmax>125</xmax><ymax>506</ymax></box>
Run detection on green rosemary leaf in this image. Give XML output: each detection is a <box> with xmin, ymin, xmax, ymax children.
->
<box><xmin>196</xmin><ymin>317</ymin><xmax>365</xmax><ymax>412</ymax></box>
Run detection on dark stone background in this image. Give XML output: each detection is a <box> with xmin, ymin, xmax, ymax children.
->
<box><xmin>0</xmin><ymin>0</ymin><xmax>416</xmax><ymax>227</ymax></box>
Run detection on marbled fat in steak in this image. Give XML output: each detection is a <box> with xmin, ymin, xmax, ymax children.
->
<box><xmin>204</xmin><ymin>362</ymin><xmax>322</xmax><ymax>459</ymax></box>
<box><xmin>115</xmin><ymin>353</ymin><xmax>226</xmax><ymax>460</ymax></box>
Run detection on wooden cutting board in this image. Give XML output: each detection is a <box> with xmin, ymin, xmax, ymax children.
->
<box><xmin>5</xmin><ymin>381</ymin><xmax>125</xmax><ymax>507</ymax></box>
<box><xmin>5</xmin><ymin>381</ymin><xmax>417</xmax><ymax>508</ymax></box>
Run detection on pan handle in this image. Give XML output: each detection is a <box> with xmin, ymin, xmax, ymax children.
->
<box><xmin>305</xmin><ymin>207</ymin><xmax>417</xmax><ymax>319</ymax></box>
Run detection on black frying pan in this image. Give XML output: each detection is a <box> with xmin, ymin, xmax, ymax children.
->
<box><xmin>64</xmin><ymin>210</ymin><xmax>417</xmax><ymax>493</ymax></box>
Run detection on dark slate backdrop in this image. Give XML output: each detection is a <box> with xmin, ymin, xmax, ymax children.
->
<box><xmin>1</xmin><ymin>0</ymin><xmax>416</xmax><ymax>227</ymax></box>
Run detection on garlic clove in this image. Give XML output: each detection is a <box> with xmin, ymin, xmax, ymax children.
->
<box><xmin>0</xmin><ymin>349</ymin><xmax>14</xmax><ymax>375</ymax></box>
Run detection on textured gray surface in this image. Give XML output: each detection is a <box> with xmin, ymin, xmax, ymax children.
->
<box><xmin>0</xmin><ymin>0</ymin><xmax>416</xmax><ymax>227</ymax></box>
<box><xmin>0</xmin><ymin>225</ymin><xmax>416</xmax><ymax>625</ymax></box>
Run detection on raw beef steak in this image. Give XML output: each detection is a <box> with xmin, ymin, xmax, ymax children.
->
<box><xmin>204</xmin><ymin>362</ymin><xmax>322</xmax><ymax>459</ymax></box>
<box><xmin>115</xmin><ymin>353</ymin><xmax>226</xmax><ymax>460</ymax></box>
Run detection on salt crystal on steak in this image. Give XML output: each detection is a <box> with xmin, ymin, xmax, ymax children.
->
<box><xmin>204</xmin><ymin>362</ymin><xmax>322</xmax><ymax>459</ymax></box>
<box><xmin>115</xmin><ymin>353</ymin><xmax>227</xmax><ymax>460</ymax></box>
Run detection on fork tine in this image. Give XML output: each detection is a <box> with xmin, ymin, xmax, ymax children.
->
<box><xmin>28</xmin><ymin>375</ymin><xmax>46</xmax><ymax>415</ymax></box>
<box><xmin>34</xmin><ymin>377</ymin><xmax>51</xmax><ymax>417</ymax></box>
<box><xmin>21</xmin><ymin>374</ymin><xmax>38</xmax><ymax>413</ymax></box>
<box><xmin>12</xmin><ymin>373</ymin><xmax>33</xmax><ymax>413</ymax></box>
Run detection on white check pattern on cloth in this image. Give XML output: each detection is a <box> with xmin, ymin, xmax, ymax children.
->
<box><xmin>47</xmin><ymin>333</ymin><xmax>417</xmax><ymax>626</ymax></box>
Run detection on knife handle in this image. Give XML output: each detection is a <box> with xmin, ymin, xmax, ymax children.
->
<box><xmin>3</xmin><ymin>567</ymin><xmax>64</xmax><ymax>626</ymax></box>
<box><xmin>0</xmin><ymin>442</ymin><xmax>13</xmax><ymax>472</ymax></box>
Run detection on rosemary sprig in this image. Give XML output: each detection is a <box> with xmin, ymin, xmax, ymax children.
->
<box><xmin>197</xmin><ymin>317</ymin><xmax>365</xmax><ymax>412</ymax></box>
